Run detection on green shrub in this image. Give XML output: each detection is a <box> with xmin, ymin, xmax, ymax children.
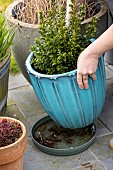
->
<box><xmin>31</xmin><ymin>0</ymin><xmax>97</xmax><ymax>74</ymax></box>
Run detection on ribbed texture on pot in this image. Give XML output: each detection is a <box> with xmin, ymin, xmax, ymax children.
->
<box><xmin>26</xmin><ymin>52</ymin><xmax>106</xmax><ymax>129</ymax></box>
<box><xmin>0</xmin><ymin>117</ymin><xmax>26</xmax><ymax>165</ymax></box>
<box><xmin>0</xmin><ymin>57</ymin><xmax>10</xmax><ymax>115</ymax></box>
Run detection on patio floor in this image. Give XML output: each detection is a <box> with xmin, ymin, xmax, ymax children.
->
<box><xmin>7</xmin><ymin>59</ymin><xmax>113</xmax><ymax>170</ymax></box>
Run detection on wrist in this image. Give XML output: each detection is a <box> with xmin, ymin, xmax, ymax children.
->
<box><xmin>86</xmin><ymin>45</ymin><xmax>100</xmax><ymax>59</ymax></box>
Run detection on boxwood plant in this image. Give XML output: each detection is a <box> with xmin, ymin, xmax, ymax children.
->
<box><xmin>31</xmin><ymin>0</ymin><xmax>97</xmax><ymax>74</ymax></box>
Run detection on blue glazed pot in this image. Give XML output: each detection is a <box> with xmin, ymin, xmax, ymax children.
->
<box><xmin>26</xmin><ymin>52</ymin><xmax>106</xmax><ymax>129</ymax></box>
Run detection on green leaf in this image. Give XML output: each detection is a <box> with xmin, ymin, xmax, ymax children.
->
<box><xmin>0</xmin><ymin>13</ymin><xmax>15</xmax><ymax>62</ymax></box>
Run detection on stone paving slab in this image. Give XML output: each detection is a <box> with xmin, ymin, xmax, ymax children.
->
<box><xmin>89</xmin><ymin>133</ymin><xmax>113</xmax><ymax>170</ymax></box>
<box><xmin>7</xmin><ymin>104</ymin><xmax>26</xmax><ymax>122</ymax></box>
<box><xmin>8</xmin><ymin>85</ymin><xmax>45</xmax><ymax>117</ymax></box>
<box><xmin>24</xmin><ymin>137</ymin><xmax>98</xmax><ymax>170</ymax></box>
<box><xmin>96</xmin><ymin>119</ymin><xmax>110</xmax><ymax>137</ymax></box>
<box><xmin>105</xmin><ymin>65</ymin><xmax>113</xmax><ymax>80</ymax></box>
<box><xmin>9</xmin><ymin>73</ymin><xmax>29</xmax><ymax>90</ymax></box>
<box><xmin>107</xmin><ymin>65</ymin><xmax>113</xmax><ymax>71</ymax></box>
<box><xmin>99</xmin><ymin>78</ymin><xmax>113</xmax><ymax>131</ymax></box>
<box><xmin>71</xmin><ymin>160</ymin><xmax>107</xmax><ymax>170</ymax></box>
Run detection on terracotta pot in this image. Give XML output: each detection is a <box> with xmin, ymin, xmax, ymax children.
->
<box><xmin>0</xmin><ymin>56</ymin><xmax>10</xmax><ymax>115</ymax></box>
<box><xmin>0</xmin><ymin>117</ymin><xmax>26</xmax><ymax>170</ymax></box>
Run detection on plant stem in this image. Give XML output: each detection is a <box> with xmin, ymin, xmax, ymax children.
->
<box><xmin>65</xmin><ymin>0</ymin><xmax>72</xmax><ymax>26</ymax></box>
<box><xmin>66</xmin><ymin>0</ymin><xmax>86</xmax><ymax>26</ymax></box>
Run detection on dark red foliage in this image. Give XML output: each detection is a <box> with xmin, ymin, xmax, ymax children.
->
<box><xmin>0</xmin><ymin>119</ymin><xmax>23</xmax><ymax>147</ymax></box>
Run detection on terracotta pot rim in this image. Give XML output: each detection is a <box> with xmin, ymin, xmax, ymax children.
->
<box><xmin>0</xmin><ymin>117</ymin><xmax>26</xmax><ymax>150</ymax></box>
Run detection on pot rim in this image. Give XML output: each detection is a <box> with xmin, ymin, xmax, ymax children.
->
<box><xmin>25</xmin><ymin>39</ymin><xmax>96</xmax><ymax>79</ymax></box>
<box><xmin>0</xmin><ymin>117</ymin><xmax>26</xmax><ymax>165</ymax></box>
<box><xmin>26</xmin><ymin>52</ymin><xmax>77</xmax><ymax>79</ymax></box>
<box><xmin>82</xmin><ymin>0</ymin><xmax>108</xmax><ymax>24</ymax></box>
<box><xmin>0</xmin><ymin>54</ymin><xmax>10</xmax><ymax>69</ymax></box>
<box><xmin>5</xmin><ymin>0</ymin><xmax>39</xmax><ymax>28</ymax></box>
<box><xmin>0</xmin><ymin>116</ymin><xmax>26</xmax><ymax>150</ymax></box>
<box><xmin>5</xmin><ymin>0</ymin><xmax>108</xmax><ymax>28</ymax></box>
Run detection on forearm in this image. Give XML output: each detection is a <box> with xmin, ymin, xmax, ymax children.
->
<box><xmin>86</xmin><ymin>24</ymin><xmax>113</xmax><ymax>57</ymax></box>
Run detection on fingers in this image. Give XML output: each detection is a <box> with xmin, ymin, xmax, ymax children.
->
<box><xmin>77</xmin><ymin>72</ymin><xmax>84</xmax><ymax>89</ymax></box>
<box><xmin>77</xmin><ymin>72</ymin><xmax>97</xmax><ymax>89</ymax></box>
<box><xmin>89</xmin><ymin>73</ymin><xmax>96</xmax><ymax>80</ymax></box>
<box><xmin>77</xmin><ymin>73</ymin><xmax>88</xmax><ymax>89</ymax></box>
<box><xmin>83</xmin><ymin>74</ymin><xmax>88</xmax><ymax>89</ymax></box>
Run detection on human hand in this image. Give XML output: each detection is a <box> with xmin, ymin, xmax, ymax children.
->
<box><xmin>77</xmin><ymin>50</ymin><xmax>99</xmax><ymax>89</ymax></box>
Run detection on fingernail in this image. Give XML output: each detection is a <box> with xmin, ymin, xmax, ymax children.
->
<box><xmin>84</xmin><ymin>85</ymin><xmax>88</xmax><ymax>89</ymax></box>
<box><xmin>79</xmin><ymin>86</ymin><xmax>83</xmax><ymax>89</ymax></box>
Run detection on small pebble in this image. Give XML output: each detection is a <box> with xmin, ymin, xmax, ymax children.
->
<box><xmin>109</xmin><ymin>138</ymin><xmax>113</xmax><ymax>149</ymax></box>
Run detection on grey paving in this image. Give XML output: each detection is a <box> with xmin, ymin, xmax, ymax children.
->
<box><xmin>89</xmin><ymin>133</ymin><xmax>113</xmax><ymax>170</ymax></box>
<box><xmin>7</xmin><ymin>61</ymin><xmax>113</xmax><ymax>170</ymax></box>
<box><xmin>105</xmin><ymin>65</ymin><xmax>113</xmax><ymax>80</ymax></box>
<box><xmin>9</xmin><ymin>73</ymin><xmax>29</xmax><ymax>90</ymax></box>
<box><xmin>24</xmin><ymin>141</ymin><xmax>96</xmax><ymax>170</ymax></box>
<box><xmin>99</xmin><ymin>79</ymin><xmax>113</xmax><ymax>131</ymax></box>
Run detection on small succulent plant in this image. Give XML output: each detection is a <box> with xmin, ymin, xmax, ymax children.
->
<box><xmin>0</xmin><ymin>119</ymin><xmax>22</xmax><ymax>147</ymax></box>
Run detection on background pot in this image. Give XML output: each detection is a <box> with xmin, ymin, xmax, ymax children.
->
<box><xmin>0</xmin><ymin>117</ymin><xmax>26</xmax><ymax>170</ymax></box>
<box><xmin>5</xmin><ymin>0</ymin><xmax>108</xmax><ymax>83</ymax></box>
<box><xmin>5</xmin><ymin>0</ymin><xmax>39</xmax><ymax>83</ymax></box>
<box><xmin>82</xmin><ymin>0</ymin><xmax>108</xmax><ymax>38</ymax></box>
<box><xmin>0</xmin><ymin>56</ymin><xmax>10</xmax><ymax>115</ymax></box>
<box><xmin>26</xmin><ymin>51</ymin><xmax>106</xmax><ymax>129</ymax></box>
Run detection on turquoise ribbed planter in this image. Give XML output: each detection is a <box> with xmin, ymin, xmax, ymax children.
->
<box><xmin>26</xmin><ymin>52</ymin><xmax>106</xmax><ymax>129</ymax></box>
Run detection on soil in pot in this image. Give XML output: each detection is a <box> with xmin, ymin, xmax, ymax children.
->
<box><xmin>32</xmin><ymin>116</ymin><xmax>96</xmax><ymax>156</ymax></box>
